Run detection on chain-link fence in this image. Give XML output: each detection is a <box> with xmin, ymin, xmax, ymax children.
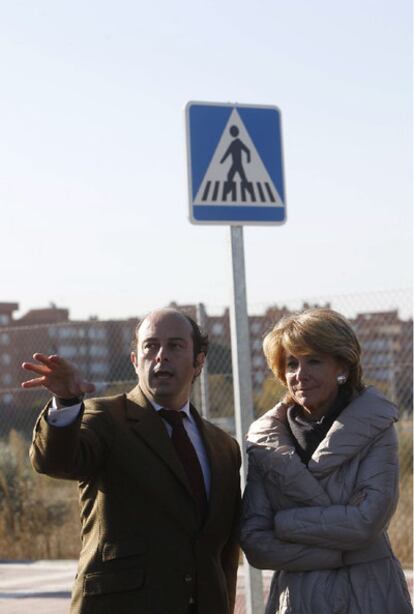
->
<box><xmin>0</xmin><ymin>290</ymin><xmax>412</xmax><ymax>571</ymax></box>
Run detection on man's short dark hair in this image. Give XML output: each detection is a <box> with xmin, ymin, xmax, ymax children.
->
<box><xmin>184</xmin><ymin>314</ymin><xmax>209</xmax><ymax>362</ymax></box>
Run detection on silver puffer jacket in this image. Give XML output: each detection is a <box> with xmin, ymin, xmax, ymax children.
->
<box><xmin>240</xmin><ymin>387</ymin><xmax>412</xmax><ymax>614</ymax></box>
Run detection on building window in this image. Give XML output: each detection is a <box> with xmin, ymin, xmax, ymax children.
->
<box><xmin>363</xmin><ymin>339</ymin><xmax>390</xmax><ymax>351</ymax></box>
<box><xmin>1</xmin><ymin>353</ymin><xmax>11</xmax><ymax>365</ymax></box>
<box><xmin>369</xmin><ymin>368</ymin><xmax>389</xmax><ymax>381</ymax></box>
<box><xmin>250</xmin><ymin>321</ymin><xmax>262</xmax><ymax>334</ymax></box>
<box><xmin>1</xmin><ymin>374</ymin><xmax>12</xmax><ymax>385</ymax></box>
<box><xmin>254</xmin><ymin>372</ymin><xmax>265</xmax><ymax>385</ymax></box>
<box><xmin>2</xmin><ymin>393</ymin><xmax>13</xmax><ymax>405</ymax></box>
<box><xmin>90</xmin><ymin>362</ymin><xmax>108</xmax><ymax>375</ymax></box>
<box><xmin>58</xmin><ymin>345</ymin><xmax>77</xmax><ymax>359</ymax></box>
<box><xmin>88</xmin><ymin>327</ymin><xmax>107</xmax><ymax>340</ymax></box>
<box><xmin>58</xmin><ymin>327</ymin><xmax>76</xmax><ymax>339</ymax></box>
<box><xmin>252</xmin><ymin>355</ymin><xmax>264</xmax><ymax>367</ymax></box>
<box><xmin>0</xmin><ymin>333</ymin><xmax>10</xmax><ymax>345</ymax></box>
<box><xmin>0</xmin><ymin>315</ymin><xmax>10</xmax><ymax>325</ymax></box>
<box><xmin>90</xmin><ymin>345</ymin><xmax>108</xmax><ymax>357</ymax></box>
<box><xmin>211</xmin><ymin>323</ymin><xmax>224</xmax><ymax>336</ymax></box>
<box><xmin>368</xmin><ymin>354</ymin><xmax>389</xmax><ymax>367</ymax></box>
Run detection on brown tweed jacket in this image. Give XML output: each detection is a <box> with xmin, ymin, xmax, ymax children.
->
<box><xmin>30</xmin><ymin>385</ymin><xmax>241</xmax><ymax>614</ymax></box>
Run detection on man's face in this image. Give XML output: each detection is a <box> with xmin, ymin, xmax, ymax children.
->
<box><xmin>131</xmin><ymin>310</ymin><xmax>204</xmax><ymax>411</ymax></box>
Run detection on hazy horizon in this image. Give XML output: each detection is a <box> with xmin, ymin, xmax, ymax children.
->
<box><xmin>1</xmin><ymin>1</ymin><xmax>412</xmax><ymax>321</ymax></box>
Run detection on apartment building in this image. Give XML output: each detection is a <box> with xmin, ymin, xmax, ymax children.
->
<box><xmin>0</xmin><ymin>303</ymin><xmax>138</xmax><ymax>414</ymax></box>
<box><xmin>0</xmin><ymin>301</ymin><xmax>412</xmax><ymax>423</ymax></box>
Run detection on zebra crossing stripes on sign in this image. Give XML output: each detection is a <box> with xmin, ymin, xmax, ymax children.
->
<box><xmin>185</xmin><ymin>101</ymin><xmax>286</xmax><ymax>225</ymax></box>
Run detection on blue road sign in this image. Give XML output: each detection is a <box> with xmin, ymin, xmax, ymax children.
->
<box><xmin>185</xmin><ymin>101</ymin><xmax>286</xmax><ymax>225</ymax></box>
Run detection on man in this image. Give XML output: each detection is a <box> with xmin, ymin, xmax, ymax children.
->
<box><xmin>22</xmin><ymin>308</ymin><xmax>241</xmax><ymax>614</ymax></box>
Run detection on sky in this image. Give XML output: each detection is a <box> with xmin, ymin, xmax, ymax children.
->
<box><xmin>1</xmin><ymin>0</ymin><xmax>412</xmax><ymax>320</ymax></box>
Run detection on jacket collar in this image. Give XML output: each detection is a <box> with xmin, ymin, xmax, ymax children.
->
<box><xmin>125</xmin><ymin>385</ymin><xmax>216</xmax><ymax>529</ymax></box>
<box><xmin>309</xmin><ymin>386</ymin><xmax>398</xmax><ymax>474</ymax></box>
<box><xmin>125</xmin><ymin>385</ymin><xmax>193</xmax><ymax>493</ymax></box>
<box><xmin>247</xmin><ymin>387</ymin><xmax>398</xmax><ymax>475</ymax></box>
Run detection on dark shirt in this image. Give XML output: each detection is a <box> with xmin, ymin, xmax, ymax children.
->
<box><xmin>287</xmin><ymin>388</ymin><xmax>350</xmax><ymax>465</ymax></box>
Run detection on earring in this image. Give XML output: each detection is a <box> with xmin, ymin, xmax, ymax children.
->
<box><xmin>337</xmin><ymin>375</ymin><xmax>347</xmax><ymax>385</ymax></box>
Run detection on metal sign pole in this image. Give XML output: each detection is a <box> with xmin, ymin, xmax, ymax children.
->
<box><xmin>228</xmin><ymin>225</ymin><xmax>264</xmax><ymax>614</ymax></box>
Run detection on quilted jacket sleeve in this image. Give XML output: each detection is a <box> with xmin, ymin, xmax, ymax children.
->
<box><xmin>240</xmin><ymin>454</ymin><xmax>343</xmax><ymax>571</ymax></box>
<box><xmin>273</xmin><ymin>426</ymin><xmax>399</xmax><ymax>549</ymax></box>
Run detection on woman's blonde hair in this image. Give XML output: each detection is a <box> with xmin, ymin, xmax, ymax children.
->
<box><xmin>263</xmin><ymin>308</ymin><xmax>363</xmax><ymax>400</ymax></box>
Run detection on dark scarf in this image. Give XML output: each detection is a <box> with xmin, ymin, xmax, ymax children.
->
<box><xmin>287</xmin><ymin>388</ymin><xmax>350</xmax><ymax>465</ymax></box>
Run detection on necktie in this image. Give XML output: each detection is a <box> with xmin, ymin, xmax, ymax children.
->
<box><xmin>159</xmin><ymin>409</ymin><xmax>207</xmax><ymax>518</ymax></box>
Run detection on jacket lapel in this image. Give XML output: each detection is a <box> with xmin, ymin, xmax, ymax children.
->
<box><xmin>191</xmin><ymin>407</ymin><xmax>226</xmax><ymax>528</ymax></box>
<box><xmin>126</xmin><ymin>386</ymin><xmax>194</xmax><ymax>499</ymax></box>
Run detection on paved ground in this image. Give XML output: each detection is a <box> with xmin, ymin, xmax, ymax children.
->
<box><xmin>0</xmin><ymin>560</ymin><xmax>75</xmax><ymax>614</ymax></box>
<box><xmin>0</xmin><ymin>560</ymin><xmax>412</xmax><ymax>613</ymax></box>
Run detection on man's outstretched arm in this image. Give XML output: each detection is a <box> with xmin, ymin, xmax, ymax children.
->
<box><xmin>22</xmin><ymin>354</ymin><xmax>114</xmax><ymax>480</ymax></box>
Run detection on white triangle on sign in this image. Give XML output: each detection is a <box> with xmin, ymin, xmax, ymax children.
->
<box><xmin>194</xmin><ymin>108</ymin><xmax>283</xmax><ymax>208</ymax></box>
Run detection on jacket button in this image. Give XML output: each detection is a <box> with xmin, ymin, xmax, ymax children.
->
<box><xmin>184</xmin><ymin>574</ymin><xmax>193</xmax><ymax>582</ymax></box>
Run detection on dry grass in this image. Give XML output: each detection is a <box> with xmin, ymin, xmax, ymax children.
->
<box><xmin>0</xmin><ymin>430</ymin><xmax>80</xmax><ymax>560</ymax></box>
<box><xmin>389</xmin><ymin>475</ymin><xmax>413</xmax><ymax>568</ymax></box>
<box><xmin>0</xmin><ymin>426</ymin><xmax>412</xmax><ymax>566</ymax></box>
<box><xmin>388</xmin><ymin>420</ymin><xmax>413</xmax><ymax>568</ymax></box>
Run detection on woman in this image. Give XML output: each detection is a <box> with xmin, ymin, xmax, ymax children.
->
<box><xmin>240</xmin><ymin>308</ymin><xmax>411</xmax><ymax>614</ymax></box>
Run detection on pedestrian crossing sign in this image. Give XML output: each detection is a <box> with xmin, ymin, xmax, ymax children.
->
<box><xmin>185</xmin><ymin>101</ymin><xmax>286</xmax><ymax>225</ymax></box>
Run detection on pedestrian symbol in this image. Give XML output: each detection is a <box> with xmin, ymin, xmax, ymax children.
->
<box><xmin>186</xmin><ymin>101</ymin><xmax>286</xmax><ymax>225</ymax></box>
<box><xmin>221</xmin><ymin>124</ymin><xmax>251</xmax><ymax>184</ymax></box>
<box><xmin>195</xmin><ymin>108</ymin><xmax>281</xmax><ymax>208</ymax></box>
